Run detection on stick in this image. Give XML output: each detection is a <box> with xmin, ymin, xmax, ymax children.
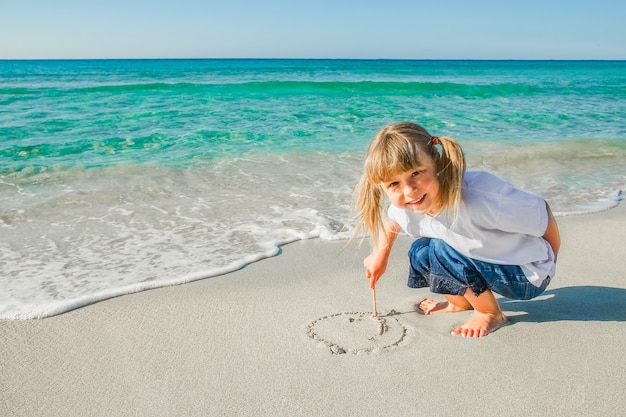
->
<box><xmin>372</xmin><ymin>287</ymin><xmax>378</xmax><ymax>317</ymax></box>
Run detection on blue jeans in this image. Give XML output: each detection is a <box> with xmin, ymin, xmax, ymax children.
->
<box><xmin>408</xmin><ymin>238</ymin><xmax>550</xmax><ymax>300</ymax></box>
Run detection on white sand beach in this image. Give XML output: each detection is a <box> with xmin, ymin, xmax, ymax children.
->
<box><xmin>2</xmin><ymin>204</ymin><xmax>625</xmax><ymax>417</ymax></box>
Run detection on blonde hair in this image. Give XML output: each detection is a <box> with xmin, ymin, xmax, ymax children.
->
<box><xmin>353</xmin><ymin>122</ymin><xmax>466</xmax><ymax>247</ymax></box>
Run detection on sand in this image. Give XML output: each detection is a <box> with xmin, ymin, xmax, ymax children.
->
<box><xmin>1</xmin><ymin>204</ymin><xmax>625</xmax><ymax>417</ymax></box>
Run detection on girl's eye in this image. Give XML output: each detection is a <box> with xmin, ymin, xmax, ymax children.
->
<box><xmin>411</xmin><ymin>170</ymin><xmax>421</xmax><ymax>177</ymax></box>
<box><xmin>388</xmin><ymin>181</ymin><xmax>399</xmax><ymax>188</ymax></box>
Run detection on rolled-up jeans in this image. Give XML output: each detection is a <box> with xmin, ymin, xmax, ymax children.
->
<box><xmin>408</xmin><ymin>238</ymin><xmax>550</xmax><ymax>300</ymax></box>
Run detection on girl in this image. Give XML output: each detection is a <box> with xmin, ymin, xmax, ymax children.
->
<box><xmin>354</xmin><ymin>122</ymin><xmax>560</xmax><ymax>338</ymax></box>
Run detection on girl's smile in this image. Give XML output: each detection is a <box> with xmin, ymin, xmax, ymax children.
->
<box><xmin>407</xmin><ymin>193</ymin><xmax>427</xmax><ymax>208</ymax></box>
<box><xmin>381</xmin><ymin>162</ymin><xmax>441</xmax><ymax>216</ymax></box>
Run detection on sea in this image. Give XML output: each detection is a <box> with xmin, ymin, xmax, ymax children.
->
<box><xmin>1</xmin><ymin>59</ymin><xmax>625</xmax><ymax>319</ymax></box>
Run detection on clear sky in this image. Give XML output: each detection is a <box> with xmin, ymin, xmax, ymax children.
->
<box><xmin>2</xmin><ymin>0</ymin><xmax>625</xmax><ymax>60</ymax></box>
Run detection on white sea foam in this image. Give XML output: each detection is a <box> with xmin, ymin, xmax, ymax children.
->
<box><xmin>0</xmin><ymin>154</ymin><xmax>358</xmax><ymax>318</ymax></box>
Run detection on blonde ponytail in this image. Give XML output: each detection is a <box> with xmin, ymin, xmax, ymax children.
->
<box><xmin>434</xmin><ymin>135</ymin><xmax>466</xmax><ymax>219</ymax></box>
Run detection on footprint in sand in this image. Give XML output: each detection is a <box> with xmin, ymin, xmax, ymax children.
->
<box><xmin>306</xmin><ymin>311</ymin><xmax>408</xmax><ymax>354</ymax></box>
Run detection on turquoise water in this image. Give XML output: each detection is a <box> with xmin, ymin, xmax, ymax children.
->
<box><xmin>1</xmin><ymin>59</ymin><xmax>625</xmax><ymax>318</ymax></box>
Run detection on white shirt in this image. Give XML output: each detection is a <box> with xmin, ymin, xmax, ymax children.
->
<box><xmin>387</xmin><ymin>171</ymin><xmax>556</xmax><ymax>287</ymax></box>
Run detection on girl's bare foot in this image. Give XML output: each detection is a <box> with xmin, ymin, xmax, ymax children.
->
<box><xmin>415</xmin><ymin>298</ymin><xmax>473</xmax><ymax>315</ymax></box>
<box><xmin>451</xmin><ymin>312</ymin><xmax>508</xmax><ymax>338</ymax></box>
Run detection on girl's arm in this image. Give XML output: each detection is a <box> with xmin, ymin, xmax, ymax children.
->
<box><xmin>364</xmin><ymin>219</ymin><xmax>402</xmax><ymax>289</ymax></box>
<box><xmin>543</xmin><ymin>201</ymin><xmax>561</xmax><ymax>262</ymax></box>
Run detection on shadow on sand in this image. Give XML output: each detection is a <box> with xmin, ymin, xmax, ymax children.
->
<box><xmin>500</xmin><ymin>285</ymin><xmax>626</xmax><ymax>323</ymax></box>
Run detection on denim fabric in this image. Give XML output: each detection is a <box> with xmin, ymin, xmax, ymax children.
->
<box><xmin>407</xmin><ymin>238</ymin><xmax>550</xmax><ymax>300</ymax></box>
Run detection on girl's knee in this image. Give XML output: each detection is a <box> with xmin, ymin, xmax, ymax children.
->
<box><xmin>428</xmin><ymin>239</ymin><xmax>464</xmax><ymax>264</ymax></box>
<box><xmin>409</xmin><ymin>237</ymin><xmax>431</xmax><ymax>253</ymax></box>
<box><xmin>409</xmin><ymin>237</ymin><xmax>431</xmax><ymax>264</ymax></box>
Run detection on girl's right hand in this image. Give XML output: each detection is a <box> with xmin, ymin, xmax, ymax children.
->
<box><xmin>364</xmin><ymin>249</ymin><xmax>390</xmax><ymax>289</ymax></box>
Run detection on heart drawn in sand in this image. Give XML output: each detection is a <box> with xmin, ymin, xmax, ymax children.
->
<box><xmin>306</xmin><ymin>311</ymin><xmax>408</xmax><ymax>355</ymax></box>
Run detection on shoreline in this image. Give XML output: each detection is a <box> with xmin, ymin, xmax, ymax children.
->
<box><xmin>1</xmin><ymin>204</ymin><xmax>625</xmax><ymax>416</ymax></box>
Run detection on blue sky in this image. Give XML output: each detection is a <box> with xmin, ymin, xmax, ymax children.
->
<box><xmin>2</xmin><ymin>0</ymin><xmax>625</xmax><ymax>59</ymax></box>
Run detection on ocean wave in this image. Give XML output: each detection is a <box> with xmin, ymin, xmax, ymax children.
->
<box><xmin>2</xmin><ymin>79</ymin><xmax>624</xmax><ymax>99</ymax></box>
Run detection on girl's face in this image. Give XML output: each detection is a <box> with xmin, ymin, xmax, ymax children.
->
<box><xmin>381</xmin><ymin>159</ymin><xmax>441</xmax><ymax>216</ymax></box>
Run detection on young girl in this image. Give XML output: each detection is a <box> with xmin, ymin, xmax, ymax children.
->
<box><xmin>354</xmin><ymin>122</ymin><xmax>560</xmax><ymax>338</ymax></box>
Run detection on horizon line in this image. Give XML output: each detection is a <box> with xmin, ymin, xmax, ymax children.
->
<box><xmin>2</xmin><ymin>57</ymin><xmax>625</xmax><ymax>62</ymax></box>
